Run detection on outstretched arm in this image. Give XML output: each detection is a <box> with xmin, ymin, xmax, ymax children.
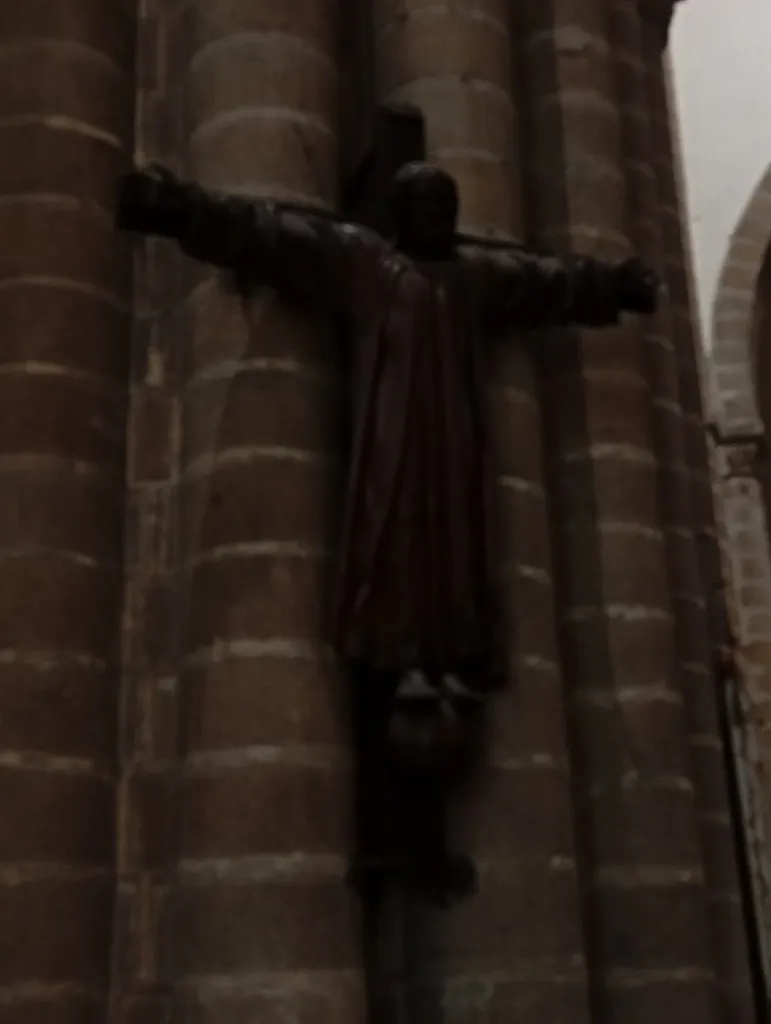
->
<box><xmin>117</xmin><ymin>165</ymin><xmax>374</xmax><ymax>315</ymax></box>
<box><xmin>466</xmin><ymin>246</ymin><xmax>660</xmax><ymax>332</ymax></box>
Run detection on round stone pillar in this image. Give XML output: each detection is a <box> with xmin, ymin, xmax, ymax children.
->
<box><xmin>609</xmin><ymin>0</ymin><xmax>738</xmax><ymax>1016</ymax></box>
<box><xmin>518</xmin><ymin>0</ymin><xmax>716</xmax><ymax>1020</ymax></box>
<box><xmin>161</xmin><ymin>2</ymin><xmax>365</xmax><ymax>1021</ymax></box>
<box><xmin>643</xmin><ymin>9</ymin><xmax>757</xmax><ymax>1018</ymax></box>
<box><xmin>372</xmin><ymin>2</ymin><xmax>590</xmax><ymax>1021</ymax></box>
<box><xmin>0</xmin><ymin>0</ymin><xmax>134</xmax><ymax>1021</ymax></box>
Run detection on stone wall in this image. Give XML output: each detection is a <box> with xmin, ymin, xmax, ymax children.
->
<box><xmin>712</xmin><ymin>436</ymin><xmax>771</xmax><ymax>986</ymax></box>
<box><xmin>0</xmin><ymin>2</ymin><xmax>760</xmax><ymax>1023</ymax></box>
<box><xmin>706</xmin><ymin>164</ymin><xmax>771</xmax><ymax>993</ymax></box>
<box><xmin>115</xmin><ymin>1</ymin><xmax>363</xmax><ymax>1021</ymax></box>
<box><xmin>668</xmin><ymin>0</ymin><xmax>771</xmax><ymax>990</ymax></box>
<box><xmin>0</xmin><ymin>2</ymin><xmax>135</xmax><ymax>1021</ymax></box>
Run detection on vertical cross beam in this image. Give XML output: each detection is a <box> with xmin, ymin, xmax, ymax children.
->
<box><xmin>343</xmin><ymin>105</ymin><xmax>427</xmax><ymax>233</ymax></box>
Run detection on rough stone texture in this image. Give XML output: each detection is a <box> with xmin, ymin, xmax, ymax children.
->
<box><xmin>4</xmin><ymin>0</ymin><xmax>761</xmax><ymax>1022</ymax></box>
<box><xmin>0</xmin><ymin>2</ymin><xmax>135</xmax><ymax>1023</ymax></box>
<box><xmin>111</xmin><ymin>1</ymin><xmax>366</xmax><ymax>1022</ymax></box>
<box><xmin>177</xmin><ymin>0</ymin><xmax>362</xmax><ymax>994</ymax></box>
<box><xmin>644</xmin><ymin>18</ymin><xmax>756</xmax><ymax>1021</ymax></box>
<box><xmin>713</xmin><ymin>443</ymin><xmax>771</xmax><ymax>984</ymax></box>
<box><xmin>694</xmin><ymin>11</ymin><xmax>771</xmax><ymax>1008</ymax></box>
<box><xmin>710</xmin><ymin>177</ymin><xmax>771</xmax><ymax>1002</ymax></box>
<box><xmin>108</xmin><ymin>1</ymin><xmax>187</xmax><ymax>1018</ymax></box>
<box><xmin>370</xmin><ymin>2</ymin><xmax>590</xmax><ymax>1020</ymax></box>
<box><xmin>711</xmin><ymin>164</ymin><xmax>771</xmax><ymax>434</ymax></box>
<box><xmin>518</xmin><ymin>0</ymin><xmax>754</xmax><ymax>1021</ymax></box>
<box><xmin>670</xmin><ymin>0</ymin><xmax>771</xmax><ymax>996</ymax></box>
<box><xmin>609</xmin><ymin>13</ymin><xmax>717</xmax><ymax>990</ymax></box>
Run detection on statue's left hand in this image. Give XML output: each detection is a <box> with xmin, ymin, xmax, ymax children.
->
<box><xmin>616</xmin><ymin>258</ymin><xmax>662</xmax><ymax>316</ymax></box>
<box><xmin>116</xmin><ymin>164</ymin><xmax>190</xmax><ymax>237</ymax></box>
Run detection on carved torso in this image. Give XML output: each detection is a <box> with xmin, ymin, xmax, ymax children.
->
<box><xmin>337</xmin><ymin>241</ymin><xmax>497</xmax><ymax>678</ymax></box>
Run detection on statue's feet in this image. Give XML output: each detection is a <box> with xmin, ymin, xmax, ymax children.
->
<box><xmin>394</xmin><ymin>669</ymin><xmax>437</xmax><ymax>704</ymax></box>
<box><xmin>441</xmin><ymin>674</ymin><xmax>485</xmax><ymax>712</ymax></box>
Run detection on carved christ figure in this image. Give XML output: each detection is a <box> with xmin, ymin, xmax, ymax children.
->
<box><xmin>118</xmin><ymin>163</ymin><xmax>658</xmax><ymax>775</ymax></box>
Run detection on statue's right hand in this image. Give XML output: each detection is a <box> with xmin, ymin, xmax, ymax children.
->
<box><xmin>116</xmin><ymin>164</ymin><xmax>188</xmax><ymax>237</ymax></box>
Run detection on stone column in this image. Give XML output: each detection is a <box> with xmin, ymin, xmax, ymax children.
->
<box><xmin>644</xmin><ymin>8</ymin><xmax>757</xmax><ymax>1017</ymax></box>
<box><xmin>110</xmin><ymin>1</ymin><xmax>187</xmax><ymax>1020</ymax></box>
<box><xmin>517</xmin><ymin>1</ymin><xmax>716</xmax><ymax>1020</ymax></box>
<box><xmin>715</xmin><ymin>436</ymin><xmax>771</xmax><ymax>989</ymax></box>
<box><xmin>372</xmin><ymin>2</ymin><xmax>590</xmax><ymax>1021</ymax></box>
<box><xmin>607</xmin><ymin>2</ymin><xmax>719</xmax><ymax>1016</ymax></box>
<box><xmin>0</xmin><ymin>0</ymin><xmax>134</xmax><ymax>1021</ymax></box>
<box><xmin>153</xmin><ymin>2</ymin><xmax>364</xmax><ymax>1021</ymax></box>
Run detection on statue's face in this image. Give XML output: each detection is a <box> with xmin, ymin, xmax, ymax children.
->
<box><xmin>391</xmin><ymin>165</ymin><xmax>458</xmax><ymax>257</ymax></box>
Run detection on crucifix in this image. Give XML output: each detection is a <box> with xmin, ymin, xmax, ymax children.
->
<box><xmin>117</xmin><ymin>104</ymin><xmax>659</xmax><ymax>1021</ymax></box>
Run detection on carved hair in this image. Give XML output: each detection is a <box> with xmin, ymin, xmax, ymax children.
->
<box><xmin>388</xmin><ymin>162</ymin><xmax>459</xmax><ymax>225</ymax></box>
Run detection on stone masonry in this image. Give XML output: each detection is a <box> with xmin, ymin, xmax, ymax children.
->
<box><xmin>0</xmin><ymin>1</ymin><xmax>761</xmax><ymax>1023</ymax></box>
<box><xmin>0</xmin><ymin>2</ymin><xmax>135</xmax><ymax>1022</ymax></box>
<box><xmin>708</xmin><ymin>153</ymin><xmax>771</xmax><ymax>992</ymax></box>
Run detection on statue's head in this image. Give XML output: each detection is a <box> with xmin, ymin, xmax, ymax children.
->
<box><xmin>389</xmin><ymin>162</ymin><xmax>459</xmax><ymax>259</ymax></box>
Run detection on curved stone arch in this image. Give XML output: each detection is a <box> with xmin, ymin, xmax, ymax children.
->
<box><xmin>711</xmin><ymin>161</ymin><xmax>771</xmax><ymax>434</ymax></box>
<box><xmin>710</xmin><ymin>164</ymin><xmax>771</xmax><ymax>985</ymax></box>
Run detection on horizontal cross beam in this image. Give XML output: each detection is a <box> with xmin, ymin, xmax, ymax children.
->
<box><xmin>273</xmin><ymin>198</ymin><xmax>529</xmax><ymax>255</ymax></box>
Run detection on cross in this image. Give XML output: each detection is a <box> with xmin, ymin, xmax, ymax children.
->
<box><xmin>278</xmin><ymin>103</ymin><xmax>529</xmax><ymax>253</ymax></box>
<box><xmin>245</xmin><ymin>104</ymin><xmax>484</xmax><ymax>1023</ymax></box>
<box><xmin>116</xmin><ymin>113</ymin><xmax>661</xmax><ymax>1024</ymax></box>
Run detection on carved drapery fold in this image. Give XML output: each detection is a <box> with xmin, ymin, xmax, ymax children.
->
<box><xmin>368</xmin><ymin>2</ymin><xmax>586</xmax><ymax>1019</ymax></box>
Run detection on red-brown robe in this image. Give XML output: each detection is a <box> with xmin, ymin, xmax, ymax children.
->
<box><xmin>182</xmin><ymin>195</ymin><xmax>622</xmax><ymax>685</ymax></box>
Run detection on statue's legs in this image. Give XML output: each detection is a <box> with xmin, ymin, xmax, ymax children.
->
<box><xmin>347</xmin><ymin>663</ymin><xmax>478</xmax><ymax>903</ymax></box>
<box><xmin>347</xmin><ymin>663</ymin><xmax>400</xmax><ymax>884</ymax></box>
<box><xmin>346</xmin><ymin>662</ymin><xmax>482</xmax><ymax>1023</ymax></box>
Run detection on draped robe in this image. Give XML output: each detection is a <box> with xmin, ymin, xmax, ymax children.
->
<box><xmin>180</xmin><ymin>191</ymin><xmax>623</xmax><ymax>685</ymax></box>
